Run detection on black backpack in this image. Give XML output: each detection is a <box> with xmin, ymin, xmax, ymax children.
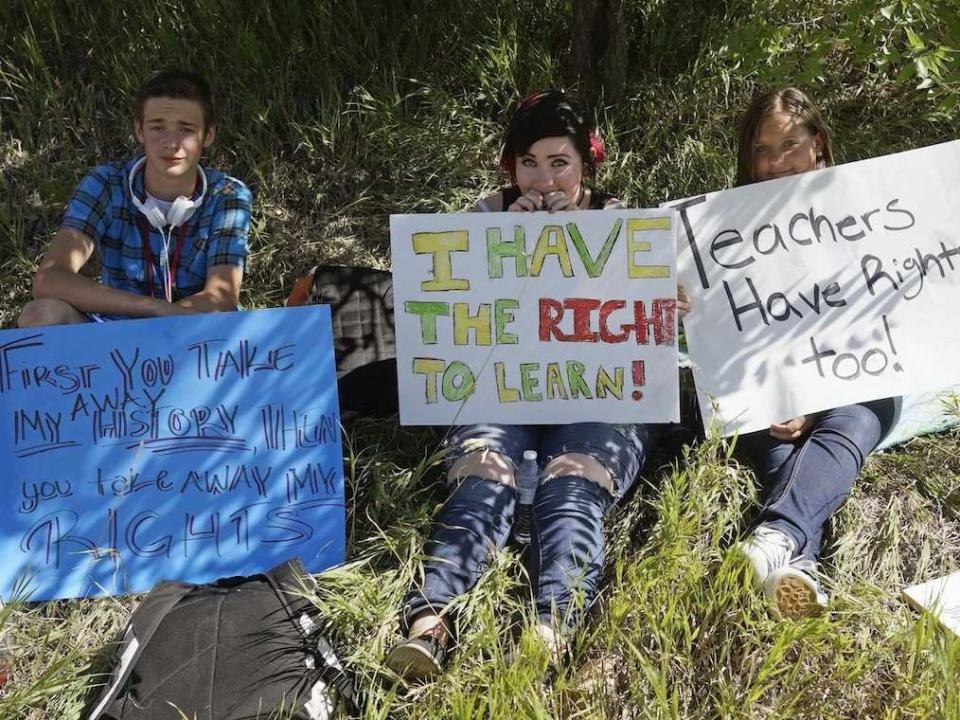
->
<box><xmin>286</xmin><ymin>265</ymin><xmax>398</xmax><ymax>420</ymax></box>
<box><xmin>87</xmin><ymin>559</ymin><xmax>360</xmax><ymax>720</ymax></box>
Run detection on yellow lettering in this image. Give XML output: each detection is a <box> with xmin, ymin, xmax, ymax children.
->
<box><xmin>627</xmin><ymin>218</ymin><xmax>671</xmax><ymax>279</ymax></box>
<box><xmin>412</xmin><ymin>357</ymin><xmax>445</xmax><ymax>403</ymax></box>
<box><xmin>530</xmin><ymin>225</ymin><xmax>574</xmax><ymax>277</ymax></box>
<box><xmin>452</xmin><ymin>303</ymin><xmax>492</xmax><ymax>345</ymax></box>
<box><xmin>494</xmin><ymin>362</ymin><xmax>520</xmax><ymax>403</ymax></box>
<box><xmin>412</xmin><ymin>231</ymin><xmax>470</xmax><ymax>291</ymax></box>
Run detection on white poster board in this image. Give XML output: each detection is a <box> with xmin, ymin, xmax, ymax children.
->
<box><xmin>390</xmin><ymin>209</ymin><xmax>679</xmax><ymax>425</ymax></box>
<box><xmin>903</xmin><ymin>571</ymin><xmax>960</xmax><ymax>638</ymax></box>
<box><xmin>667</xmin><ymin>140</ymin><xmax>960</xmax><ymax>435</ymax></box>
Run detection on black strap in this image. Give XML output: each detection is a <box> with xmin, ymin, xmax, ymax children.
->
<box><xmin>262</xmin><ymin>559</ymin><xmax>361</xmax><ymax>716</ymax></box>
<box><xmin>500</xmin><ymin>186</ymin><xmax>521</xmax><ymax>208</ymax></box>
<box><xmin>262</xmin><ymin>558</ymin><xmax>317</xmax><ymax>631</ymax></box>
<box><xmin>317</xmin><ymin>662</ymin><xmax>360</xmax><ymax>710</ymax></box>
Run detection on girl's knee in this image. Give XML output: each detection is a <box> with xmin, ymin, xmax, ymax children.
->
<box><xmin>542</xmin><ymin>452</ymin><xmax>615</xmax><ymax>495</ymax></box>
<box><xmin>819</xmin><ymin>405</ymin><xmax>884</xmax><ymax>452</ymax></box>
<box><xmin>448</xmin><ymin>448</ymin><xmax>516</xmax><ymax>488</ymax></box>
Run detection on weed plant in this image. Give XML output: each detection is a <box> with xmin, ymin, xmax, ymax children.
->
<box><xmin>1</xmin><ymin>1</ymin><xmax>959</xmax><ymax>718</ymax></box>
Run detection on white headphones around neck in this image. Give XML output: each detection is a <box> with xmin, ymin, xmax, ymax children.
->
<box><xmin>127</xmin><ymin>156</ymin><xmax>208</xmax><ymax>230</ymax></box>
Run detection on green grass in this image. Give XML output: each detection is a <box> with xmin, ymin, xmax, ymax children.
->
<box><xmin>2</xmin><ymin>1</ymin><xmax>959</xmax><ymax>718</ymax></box>
<box><xmin>5</xmin><ymin>429</ymin><xmax>959</xmax><ymax>718</ymax></box>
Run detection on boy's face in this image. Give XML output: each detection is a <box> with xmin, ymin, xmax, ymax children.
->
<box><xmin>134</xmin><ymin>97</ymin><xmax>215</xmax><ymax>190</ymax></box>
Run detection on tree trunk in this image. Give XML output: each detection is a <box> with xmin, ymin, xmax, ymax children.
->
<box><xmin>567</xmin><ymin>0</ymin><xmax>629</xmax><ymax>105</ymax></box>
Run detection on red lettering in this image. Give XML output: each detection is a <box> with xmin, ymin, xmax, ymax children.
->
<box><xmin>539</xmin><ymin>296</ymin><xmax>676</xmax><ymax>345</ymax></box>
<box><xmin>539</xmin><ymin>298</ymin><xmax>570</xmax><ymax>341</ymax></box>
<box><xmin>599</xmin><ymin>300</ymin><xmax>628</xmax><ymax>343</ymax></box>
<box><xmin>565</xmin><ymin>298</ymin><xmax>601</xmax><ymax>342</ymax></box>
<box><xmin>633</xmin><ymin>301</ymin><xmax>649</xmax><ymax>345</ymax></box>
<box><xmin>631</xmin><ymin>298</ymin><xmax>677</xmax><ymax>346</ymax></box>
<box><xmin>653</xmin><ymin>299</ymin><xmax>677</xmax><ymax>346</ymax></box>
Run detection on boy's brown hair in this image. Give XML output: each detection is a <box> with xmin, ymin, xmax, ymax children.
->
<box><xmin>134</xmin><ymin>69</ymin><xmax>215</xmax><ymax>131</ymax></box>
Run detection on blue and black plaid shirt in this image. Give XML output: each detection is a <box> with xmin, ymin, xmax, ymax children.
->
<box><xmin>60</xmin><ymin>157</ymin><xmax>251</xmax><ymax>301</ymax></box>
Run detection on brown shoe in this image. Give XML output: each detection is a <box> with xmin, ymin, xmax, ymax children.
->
<box><xmin>558</xmin><ymin>655</ymin><xmax>619</xmax><ymax>718</ymax></box>
<box><xmin>385</xmin><ymin>623</ymin><xmax>448</xmax><ymax>682</ymax></box>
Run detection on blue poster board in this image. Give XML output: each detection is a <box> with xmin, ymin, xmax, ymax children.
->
<box><xmin>0</xmin><ymin>306</ymin><xmax>344</xmax><ymax>601</ymax></box>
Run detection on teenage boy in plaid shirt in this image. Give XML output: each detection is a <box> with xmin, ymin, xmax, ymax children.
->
<box><xmin>18</xmin><ymin>69</ymin><xmax>251</xmax><ymax>327</ymax></box>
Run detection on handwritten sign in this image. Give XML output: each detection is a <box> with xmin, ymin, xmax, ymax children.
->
<box><xmin>390</xmin><ymin>209</ymin><xmax>679</xmax><ymax>425</ymax></box>
<box><xmin>0</xmin><ymin>306</ymin><xmax>344</xmax><ymax>601</ymax></box>
<box><xmin>668</xmin><ymin>140</ymin><xmax>960</xmax><ymax>435</ymax></box>
<box><xmin>903</xmin><ymin>571</ymin><xmax>960</xmax><ymax>638</ymax></box>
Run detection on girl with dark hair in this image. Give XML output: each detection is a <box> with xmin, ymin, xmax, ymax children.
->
<box><xmin>386</xmin><ymin>90</ymin><xmax>687</xmax><ymax>681</ymax></box>
<box><xmin>475</xmin><ymin>90</ymin><xmax>621</xmax><ymax>213</ymax></box>
<box><xmin>725</xmin><ymin>88</ymin><xmax>899</xmax><ymax>618</ymax></box>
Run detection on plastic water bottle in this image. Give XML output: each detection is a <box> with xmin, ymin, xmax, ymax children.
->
<box><xmin>513</xmin><ymin>450</ymin><xmax>539</xmax><ymax>545</ymax></box>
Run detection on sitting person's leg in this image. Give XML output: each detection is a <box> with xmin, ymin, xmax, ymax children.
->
<box><xmin>18</xmin><ymin>298</ymin><xmax>87</xmax><ymax>327</ymax></box>
<box><xmin>737</xmin><ymin>397</ymin><xmax>900</xmax><ymax>617</ymax></box>
<box><xmin>743</xmin><ymin>397</ymin><xmax>900</xmax><ymax>562</ymax></box>
<box><xmin>528</xmin><ymin>423</ymin><xmax>658</xmax><ymax>648</ymax></box>
<box><xmin>388</xmin><ymin>424</ymin><xmax>536</xmax><ymax>680</ymax></box>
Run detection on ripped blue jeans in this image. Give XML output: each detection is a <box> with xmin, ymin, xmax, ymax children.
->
<box><xmin>401</xmin><ymin>422</ymin><xmax>659</xmax><ymax>631</ymax></box>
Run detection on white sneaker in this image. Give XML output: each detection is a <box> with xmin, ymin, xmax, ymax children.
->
<box><xmin>736</xmin><ymin>524</ymin><xmax>828</xmax><ymax>619</ymax></box>
<box><xmin>737</xmin><ymin>524</ymin><xmax>796</xmax><ymax>585</ymax></box>
<box><xmin>765</xmin><ymin>560</ymin><xmax>828</xmax><ymax>620</ymax></box>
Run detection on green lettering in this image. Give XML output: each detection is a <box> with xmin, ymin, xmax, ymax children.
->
<box><xmin>494</xmin><ymin>299</ymin><xmax>519</xmax><ymax>344</ymax></box>
<box><xmin>565</xmin><ymin>361</ymin><xmax>592</xmax><ymax>399</ymax></box>
<box><xmin>404</xmin><ymin>301</ymin><xmax>449</xmax><ymax>344</ymax></box>
<box><xmin>566</xmin><ymin>219</ymin><xmax>622</xmax><ymax>278</ymax></box>
<box><xmin>442</xmin><ymin>361</ymin><xmax>476</xmax><ymax>401</ymax></box>
<box><xmin>520</xmin><ymin>362</ymin><xmax>542</xmax><ymax>401</ymax></box>
<box><xmin>545</xmin><ymin>362</ymin><xmax>568</xmax><ymax>400</ymax></box>
<box><xmin>595</xmin><ymin>365</ymin><xmax>624</xmax><ymax>399</ymax></box>
<box><xmin>487</xmin><ymin>226</ymin><xmax>528</xmax><ymax>278</ymax></box>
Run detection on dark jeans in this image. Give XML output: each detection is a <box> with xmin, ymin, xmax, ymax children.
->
<box><xmin>401</xmin><ymin>422</ymin><xmax>659</xmax><ymax>631</ymax></box>
<box><xmin>737</xmin><ymin>397</ymin><xmax>900</xmax><ymax>562</ymax></box>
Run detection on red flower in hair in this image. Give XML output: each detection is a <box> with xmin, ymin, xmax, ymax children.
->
<box><xmin>589</xmin><ymin>131</ymin><xmax>605</xmax><ymax>165</ymax></box>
